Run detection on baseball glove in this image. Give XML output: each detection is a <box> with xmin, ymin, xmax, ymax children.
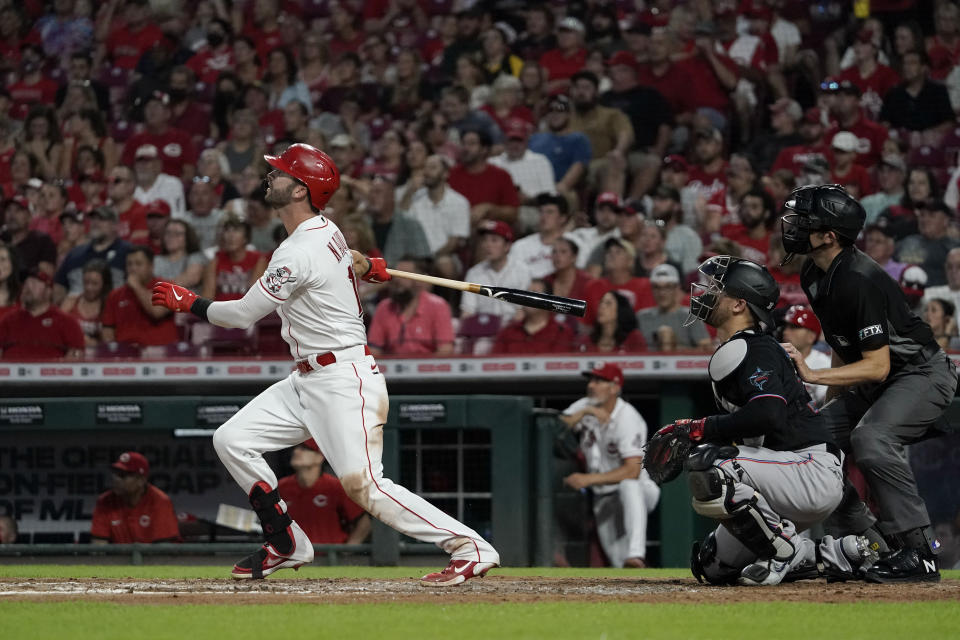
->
<box><xmin>643</xmin><ymin>422</ymin><xmax>697</xmax><ymax>485</ymax></box>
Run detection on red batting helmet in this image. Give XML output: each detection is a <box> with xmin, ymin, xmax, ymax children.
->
<box><xmin>264</xmin><ymin>144</ymin><xmax>340</xmax><ymax>211</ymax></box>
<box><xmin>783</xmin><ymin>304</ymin><xmax>821</xmax><ymax>335</ymax></box>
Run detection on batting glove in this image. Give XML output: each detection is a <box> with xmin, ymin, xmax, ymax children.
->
<box><xmin>655</xmin><ymin>418</ymin><xmax>707</xmax><ymax>442</ymax></box>
<box><xmin>152</xmin><ymin>281</ymin><xmax>198</xmax><ymax>313</ymax></box>
<box><xmin>361</xmin><ymin>257</ymin><xmax>391</xmax><ymax>283</ymax></box>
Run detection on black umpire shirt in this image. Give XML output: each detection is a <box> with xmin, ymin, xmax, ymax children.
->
<box><xmin>800</xmin><ymin>246</ymin><xmax>935</xmax><ymax>373</ymax></box>
<box><xmin>704</xmin><ymin>330</ymin><xmax>833</xmax><ymax>451</ymax></box>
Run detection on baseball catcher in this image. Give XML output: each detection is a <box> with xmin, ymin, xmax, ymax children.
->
<box><xmin>644</xmin><ymin>256</ymin><xmax>876</xmax><ymax>585</ymax></box>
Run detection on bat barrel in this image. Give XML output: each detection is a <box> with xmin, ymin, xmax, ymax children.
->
<box><xmin>485</xmin><ymin>287</ymin><xmax>587</xmax><ymax>318</ymax></box>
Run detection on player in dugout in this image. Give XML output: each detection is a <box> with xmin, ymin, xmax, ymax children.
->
<box><xmin>91</xmin><ymin>451</ymin><xmax>180</xmax><ymax>544</ymax></box>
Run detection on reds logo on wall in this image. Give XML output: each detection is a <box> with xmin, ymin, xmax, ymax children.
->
<box><xmin>264</xmin><ymin>266</ymin><xmax>297</xmax><ymax>294</ymax></box>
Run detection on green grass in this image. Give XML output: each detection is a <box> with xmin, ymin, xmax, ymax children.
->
<box><xmin>1</xmin><ymin>566</ymin><xmax>958</xmax><ymax>640</ymax></box>
<box><xmin>2</xmin><ymin>601</ymin><xmax>959</xmax><ymax>640</ymax></box>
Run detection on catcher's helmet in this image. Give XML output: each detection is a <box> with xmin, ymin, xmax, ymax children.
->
<box><xmin>686</xmin><ymin>256</ymin><xmax>780</xmax><ymax>331</ymax></box>
<box><xmin>780</xmin><ymin>184</ymin><xmax>865</xmax><ymax>261</ymax></box>
<box><xmin>783</xmin><ymin>304</ymin><xmax>821</xmax><ymax>335</ymax></box>
<box><xmin>264</xmin><ymin>143</ymin><xmax>340</xmax><ymax>211</ymax></box>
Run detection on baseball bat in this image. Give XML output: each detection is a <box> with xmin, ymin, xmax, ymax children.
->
<box><xmin>385</xmin><ymin>269</ymin><xmax>587</xmax><ymax>317</ymax></box>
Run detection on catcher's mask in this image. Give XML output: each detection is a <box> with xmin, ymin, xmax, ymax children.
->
<box><xmin>684</xmin><ymin>255</ymin><xmax>729</xmax><ymax>327</ymax></box>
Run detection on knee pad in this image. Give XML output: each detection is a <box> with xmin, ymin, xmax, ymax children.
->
<box><xmin>249</xmin><ymin>482</ymin><xmax>294</xmax><ymax>554</ymax></box>
<box><xmin>690</xmin><ymin>530</ymin><xmax>740</xmax><ymax>585</ymax></box>
<box><xmin>688</xmin><ymin>467</ymin><xmax>737</xmax><ymax>520</ymax></box>
<box><xmin>684</xmin><ymin>444</ymin><xmax>740</xmax><ymax>472</ymax></box>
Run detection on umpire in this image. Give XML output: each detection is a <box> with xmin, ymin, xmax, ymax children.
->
<box><xmin>780</xmin><ymin>184</ymin><xmax>957</xmax><ymax>583</ymax></box>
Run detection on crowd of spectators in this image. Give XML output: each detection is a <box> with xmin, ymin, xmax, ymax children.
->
<box><xmin>4</xmin><ymin>0</ymin><xmax>960</xmax><ymax>360</ymax></box>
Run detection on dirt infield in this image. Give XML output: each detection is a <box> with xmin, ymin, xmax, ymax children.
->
<box><xmin>0</xmin><ymin>576</ymin><xmax>956</xmax><ymax>605</ymax></box>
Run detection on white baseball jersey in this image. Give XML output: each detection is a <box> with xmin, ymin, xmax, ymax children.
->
<box><xmin>405</xmin><ymin>186</ymin><xmax>470</xmax><ymax>254</ymax></box>
<box><xmin>489</xmin><ymin>150</ymin><xmax>556</xmax><ymax>200</ymax></box>
<box><xmin>508</xmin><ymin>233</ymin><xmax>556</xmax><ymax>279</ymax></box>
<box><xmin>460</xmin><ymin>255</ymin><xmax>532</xmax><ymax>321</ymax></box>
<box><xmin>563</xmin><ymin>397</ymin><xmax>648</xmax><ymax>496</ymax></box>
<box><xmin>257</xmin><ymin>216</ymin><xmax>368</xmax><ymax>358</ymax></box>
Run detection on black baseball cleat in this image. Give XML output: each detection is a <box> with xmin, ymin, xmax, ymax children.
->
<box><xmin>863</xmin><ymin>547</ymin><xmax>940</xmax><ymax>584</ymax></box>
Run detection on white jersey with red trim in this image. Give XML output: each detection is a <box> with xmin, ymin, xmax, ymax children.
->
<box><xmin>563</xmin><ymin>397</ymin><xmax>648</xmax><ymax>495</ymax></box>
<box><xmin>257</xmin><ymin>215</ymin><xmax>368</xmax><ymax>358</ymax></box>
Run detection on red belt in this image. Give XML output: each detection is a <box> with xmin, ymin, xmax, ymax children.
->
<box><xmin>295</xmin><ymin>346</ymin><xmax>371</xmax><ymax>374</ymax></box>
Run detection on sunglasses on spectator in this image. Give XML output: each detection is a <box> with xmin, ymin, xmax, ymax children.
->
<box><xmin>108</xmin><ymin>177</ymin><xmax>130</xmax><ymax>184</ymax></box>
<box><xmin>112</xmin><ymin>470</ymin><xmax>139</xmax><ymax>479</ymax></box>
<box><xmin>193</xmin><ymin>175</ymin><xmax>213</xmax><ymax>184</ymax></box>
<box><xmin>820</xmin><ymin>81</ymin><xmax>840</xmax><ymax>91</ymax></box>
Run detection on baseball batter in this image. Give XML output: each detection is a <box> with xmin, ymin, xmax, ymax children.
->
<box><xmin>650</xmin><ymin>256</ymin><xmax>874</xmax><ymax>585</ymax></box>
<box><xmin>152</xmin><ymin>144</ymin><xmax>499</xmax><ymax>586</ymax></box>
<box><xmin>560</xmin><ymin>363</ymin><xmax>660</xmax><ymax>568</ymax></box>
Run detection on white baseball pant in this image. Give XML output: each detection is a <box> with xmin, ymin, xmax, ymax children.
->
<box><xmin>212</xmin><ymin>346</ymin><xmax>499</xmax><ymax>564</ymax></box>
<box><xmin>593</xmin><ymin>471</ymin><xmax>661</xmax><ymax>567</ymax></box>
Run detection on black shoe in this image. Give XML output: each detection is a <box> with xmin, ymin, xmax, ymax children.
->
<box><xmin>863</xmin><ymin>547</ymin><xmax>940</xmax><ymax>584</ymax></box>
<box><xmin>781</xmin><ymin>555</ymin><xmax>819</xmax><ymax>583</ymax></box>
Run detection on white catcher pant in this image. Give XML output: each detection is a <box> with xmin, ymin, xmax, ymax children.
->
<box><xmin>592</xmin><ymin>471</ymin><xmax>661</xmax><ymax>567</ymax></box>
<box><xmin>213</xmin><ymin>347</ymin><xmax>499</xmax><ymax>564</ymax></box>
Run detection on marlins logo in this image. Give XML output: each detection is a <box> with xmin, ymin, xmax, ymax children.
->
<box><xmin>264</xmin><ymin>266</ymin><xmax>297</xmax><ymax>294</ymax></box>
<box><xmin>748</xmin><ymin>367</ymin><xmax>773</xmax><ymax>390</ymax></box>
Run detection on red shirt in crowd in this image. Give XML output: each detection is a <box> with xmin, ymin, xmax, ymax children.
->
<box><xmin>675</xmin><ymin>54</ymin><xmax>739</xmax><ymax>114</ymax></box>
<box><xmin>770</xmin><ymin>268</ymin><xmax>808</xmax><ymax>308</ymax></box>
<box><xmin>213</xmin><ymin>250</ymin><xmax>263</xmax><ymax>301</ymax></box>
<box><xmin>117</xmin><ymin>201</ymin><xmax>149</xmax><ymax>244</ymax></box>
<box><xmin>770</xmin><ymin>144</ymin><xmax>829</xmax><ymax>176</ymax></box>
<box><xmin>605</xmin><ymin>277</ymin><xmax>655</xmax><ymax>311</ymax></box>
<box><xmin>121</xmin><ymin>128</ymin><xmax>198</xmax><ymax>176</ymax></box>
<box><xmin>447</xmin><ymin>163</ymin><xmax>519</xmax><ymax>208</ymax></box>
<box><xmin>277</xmin><ymin>473</ymin><xmax>365</xmax><ymax>544</ymax></box>
<box><xmin>637</xmin><ymin>63</ymin><xmax>687</xmax><ymax>115</ymax></box>
<box><xmin>539</xmin><ymin>48</ymin><xmax>588</xmax><ymax>88</ymax></box>
<box><xmin>825</xmin><ymin>116</ymin><xmax>888</xmax><ymax>169</ymax></box>
<box><xmin>90</xmin><ymin>484</ymin><xmax>180</xmax><ymax>543</ymax></box>
<box><xmin>105</xmin><ymin>22</ymin><xmax>164</xmax><ymax>69</ymax></box>
<box><xmin>102</xmin><ymin>278</ymin><xmax>179</xmax><ymax>346</ymax></box>
<box><xmin>0</xmin><ymin>306</ymin><xmax>84</xmax><ymax>359</ymax></box>
<box><xmin>830</xmin><ymin>163</ymin><xmax>874</xmax><ymax>198</ymax></box>
<box><xmin>7</xmin><ymin>76</ymin><xmax>59</xmax><ymax>120</ymax></box>
<box><xmin>186</xmin><ymin>46</ymin><xmax>237</xmax><ymax>86</ymax></box>
<box><xmin>836</xmin><ymin>64</ymin><xmax>901</xmax><ymax>101</ymax></box>
<box><xmin>720</xmin><ymin>224</ymin><xmax>772</xmax><ymax>265</ymax></box>
<box><xmin>367</xmin><ymin>291</ymin><xmax>454</xmax><ymax>355</ymax></box>
<box><xmin>259</xmin><ymin>110</ymin><xmax>286</xmax><ymax>144</ymax></box>
<box><xmin>492</xmin><ymin>317</ymin><xmax>575</xmax><ymax>354</ymax></box>
<box><xmin>28</xmin><ymin>214</ymin><xmax>62</xmax><ymax>245</ymax></box>
<box><xmin>242</xmin><ymin>25</ymin><xmax>283</xmax><ymax>60</ymax></box>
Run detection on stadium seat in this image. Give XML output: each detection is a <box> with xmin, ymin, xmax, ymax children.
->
<box><xmin>202</xmin><ymin>326</ymin><xmax>257</xmax><ymax>356</ymax></box>
<box><xmin>457</xmin><ymin>314</ymin><xmax>502</xmax><ymax>356</ymax></box>
<box><xmin>163</xmin><ymin>341</ymin><xmax>202</xmax><ymax>358</ymax></box>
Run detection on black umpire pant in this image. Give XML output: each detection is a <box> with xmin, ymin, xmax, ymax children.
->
<box><xmin>822</xmin><ymin>350</ymin><xmax>957</xmax><ymax>536</ymax></box>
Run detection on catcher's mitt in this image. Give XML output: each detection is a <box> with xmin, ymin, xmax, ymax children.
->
<box><xmin>643</xmin><ymin>423</ymin><xmax>694</xmax><ymax>485</ymax></box>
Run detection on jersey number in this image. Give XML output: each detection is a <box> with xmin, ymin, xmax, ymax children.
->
<box><xmin>347</xmin><ymin>266</ymin><xmax>364</xmax><ymax>318</ymax></box>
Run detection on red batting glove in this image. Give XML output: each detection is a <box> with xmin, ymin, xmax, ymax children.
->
<box><xmin>152</xmin><ymin>281</ymin><xmax>198</xmax><ymax>313</ymax></box>
<box><xmin>361</xmin><ymin>256</ymin><xmax>391</xmax><ymax>283</ymax></box>
<box><xmin>655</xmin><ymin>418</ymin><xmax>707</xmax><ymax>442</ymax></box>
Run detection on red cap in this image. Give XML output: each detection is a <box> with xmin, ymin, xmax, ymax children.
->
<box><xmin>595</xmin><ymin>191</ymin><xmax>624</xmax><ymax>210</ymax></box>
<box><xmin>300</xmin><ymin>438</ymin><xmax>320</xmax><ymax>452</ymax></box>
<box><xmin>145</xmin><ymin>199</ymin><xmax>171</xmax><ymax>217</ymax></box>
<box><xmin>477</xmin><ymin>219</ymin><xmax>514</xmax><ymax>242</ymax></box>
<box><xmin>663</xmin><ymin>154</ymin><xmax>690</xmax><ymax>173</ymax></box>
<box><xmin>783</xmin><ymin>305</ymin><xmax>821</xmax><ymax>335</ymax></box>
<box><xmin>582</xmin><ymin>363</ymin><xmax>624</xmax><ymax>386</ymax></box>
<box><xmin>4</xmin><ymin>195</ymin><xmax>29</xmax><ymax>210</ymax></box>
<box><xmin>606</xmin><ymin>50</ymin><xmax>641</xmax><ymax>73</ymax></box>
<box><xmin>744</xmin><ymin>1</ymin><xmax>773</xmax><ymax>20</ymax></box>
<box><xmin>24</xmin><ymin>268</ymin><xmax>53</xmax><ymax>287</ymax></box>
<box><xmin>111</xmin><ymin>451</ymin><xmax>149</xmax><ymax>476</ymax></box>
<box><xmin>504</xmin><ymin>118</ymin><xmax>532</xmax><ymax>140</ymax></box>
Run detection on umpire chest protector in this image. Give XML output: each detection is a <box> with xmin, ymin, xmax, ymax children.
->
<box><xmin>708</xmin><ymin>330</ymin><xmax>831</xmax><ymax>451</ymax></box>
<box><xmin>800</xmin><ymin>247</ymin><xmax>936</xmax><ymax>374</ymax></box>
